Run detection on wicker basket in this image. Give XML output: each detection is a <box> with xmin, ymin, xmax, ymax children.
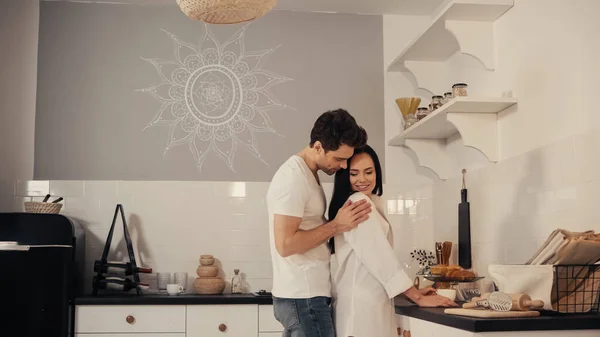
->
<box><xmin>176</xmin><ymin>0</ymin><xmax>278</xmax><ymax>24</ymax></box>
<box><xmin>197</xmin><ymin>265</ymin><xmax>219</xmax><ymax>278</ymax></box>
<box><xmin>194</xmin><ymin>277</ymin><xmax>226</xmax><ymax>294</ymax></box>
<box><xmin>24</xmin><ymin>201</ymin><xmax>62</xmax><ymax>214</ymax></box>
<box><xmin>200</xmin><ymin>257</ymin><xmax>215</xmax><ymax>266</ymax></box>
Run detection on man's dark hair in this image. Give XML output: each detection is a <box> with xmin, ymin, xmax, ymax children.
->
<box><xmin>309</xmin><ymin>109</ymin><xmax>367</xmax><ymax>151</ymax></box>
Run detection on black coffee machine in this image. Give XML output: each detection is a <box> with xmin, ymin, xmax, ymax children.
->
<box><xmin>0</xmin><ymin>213</ymin><xmax>85</xmax><ymax>337</ymax></box>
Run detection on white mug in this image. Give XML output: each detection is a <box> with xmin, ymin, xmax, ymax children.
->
<box><xmin>166</xmin><ymin>283</ymin><xmax>184</xmax><ymax>295</ymax></box>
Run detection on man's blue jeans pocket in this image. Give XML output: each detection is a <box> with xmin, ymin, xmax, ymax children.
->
<box><xmin>273</xmin><ymin>296</ymin><xmax>335</xmax><ymax>337</ymax></box>
<box><xmin>273</xmin><ymin>297</ymin><xmax>300</xmax><ymax>330</ymax></box>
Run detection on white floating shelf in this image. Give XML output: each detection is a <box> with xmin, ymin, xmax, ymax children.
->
<box><xmin>387</xmin><ymin>0</ymin><xmax>514</xmax><ymax>74</ymax></box>
<box><xmin>388</xmin><ymin>96</ymin><xmax>518</xmax><ymax>180</ymax></box>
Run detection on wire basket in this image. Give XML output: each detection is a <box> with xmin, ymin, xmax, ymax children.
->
<box><xmin>553</xmin><ymin>264</ymin><xmax>600</xmax><ymax>313</ymax></box>
<box><xmin>24</xmin><ymin>201</ymin><xmax>63</xmax><ymax>214</ymax></box>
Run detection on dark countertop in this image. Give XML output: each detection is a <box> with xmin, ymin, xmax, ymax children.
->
<box><xmin>394</xmin><ymin>298</ymin><xmax>600</xmax><ymax>332</ymax></box>
<box><xmin>75</xmin><ymin>293</ymin><xmax>273</xmax><ymax>305</ymax></box>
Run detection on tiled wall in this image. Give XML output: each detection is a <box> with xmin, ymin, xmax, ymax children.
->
<box><xmin>9</xmin><ymin>180</ymin><xmax>433</xmax><ymax>294</ymax></box>
<box><xmin>383</xmin><ymin>0</ymin><xmax>600</xmax><ymax>283</ymax></box>
<box><xmin>420</xmin><ymin>127</ymin><xmax>600</xmax><ymax>277</ymax></box>
<box><xmin>9</xmin><ymin>129</ymin><xmax>600</xmax><ymax>293</ymax></box>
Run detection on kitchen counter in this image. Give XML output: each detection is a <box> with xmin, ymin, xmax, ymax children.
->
<box><xmin>75</xmin><ymin>293</ymin><xmax>273</xmax><ymax>305</ymax></box>
<box><xmin>394</xmin><ymin>297</ymin><xmax>600</xmax><ymax>333</ymax></box>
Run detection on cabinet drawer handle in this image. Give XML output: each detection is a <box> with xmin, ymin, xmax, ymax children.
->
<box><xmin>403</xmin><ymin>330</ymin><xmax>411</xmax><ymax>337</ymax></box>
<box><xmin>218</xmin><ymin>323</ymin><xmax>227</xmax><ymax>332</ymax></box>
<box><xmin>126</xmin><ymin>315</ymin><xmax>135</xmax><ymax>324</ymax></box>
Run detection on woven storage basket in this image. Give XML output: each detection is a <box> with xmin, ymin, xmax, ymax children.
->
<box><xmin>200</xmin><ymin>256</ymin><xmax>215</xmax><ymax>266</ymax></box>
<box><xmin>176</xmin><ymin>0</ymin><xmax>278</xmax><ymax>24</ymax></box>
<box><xmin>24</xmin><ymin>201</ymin><xmax>62</xmax><ymax>214</ymax></box>
<box><xmin>197</xmin><ymin>265</ymin><xmax>219</xmax><ymax>278</ymax></box>
<box><xmin>194</xmin><ymin>277</ymin><xmax>226</xmax><ymax>294</ymax></box>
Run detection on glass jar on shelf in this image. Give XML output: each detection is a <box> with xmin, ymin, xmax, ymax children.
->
<box><xmin>452</xmin><ymin>83</ymin><xmax>468</xmax><ymax>97</ymax></box>
<box><xmin>431</xmin><ymin>96</ymin><xmax>443</xmax><ymax>110</ymax></box>
<box><xmin>443</xmin><ymin>92</ymin><xmax>453</xmax><ymax>104</ymax></box>
<box><xmin>416</xmin><ymin>107</ymin><xmax>429</xmax><ymax>121</ymax></box>
<box><xmin>404</xmin><ymin>113</ymin><xmax>418</xmax><ymax>129</ymax></box>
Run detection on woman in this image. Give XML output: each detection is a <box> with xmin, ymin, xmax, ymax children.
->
<box><xmin>329</xmin><ymin>145</ymin><xmax>457</xmax><ymax>337</ymax></box>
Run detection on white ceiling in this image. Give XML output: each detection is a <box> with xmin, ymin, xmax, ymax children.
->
<box><xmin>41</xmin><ymin>0</ymin><xmax>447</xmax><ymax>16</ymax></box>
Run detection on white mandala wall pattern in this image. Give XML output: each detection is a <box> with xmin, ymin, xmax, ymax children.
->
<box><xmin>137</xmin><ymin>24</ymin><xmax>292</xmax><ymax>173</ymax></box>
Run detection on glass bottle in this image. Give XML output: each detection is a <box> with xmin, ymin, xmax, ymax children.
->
<box><xmin>231</xmin><ymin>269</ymin><xmax>242</xmax><ymax>294</ymax></box>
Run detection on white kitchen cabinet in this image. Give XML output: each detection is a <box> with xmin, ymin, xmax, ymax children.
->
<box><xmin>76</xmin><ymin>335</ymin><xmax>184</xmax><ymax>337</ymax></box>
<box><xmin>258</xmin><ymin>305</ymin><xmax>284</xmax><ymax>333</ymax></box>
<box><xmin>410</xmin><ymin>318</ymin><xmax>469</xmax><ymax>337</ymax></box>
<box><xmin>186</xmin><ymin>304</ymin><xmax>258</xmax><ymax>337</ymax></box>
<box><xmin>75</xmin><ymin>305</ymin><xmax>186</xmax><ymax>334</ymax></box>
<box><xmin>259</xmin><ymin>333</ymin><xmax>281</xmax><ymax>337</ymax></box>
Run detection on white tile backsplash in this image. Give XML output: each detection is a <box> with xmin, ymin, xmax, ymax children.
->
<box><xmin>50</xmin><ymin>180</ymin><xmax>85</xmax><ymax>198</ymax></box>
<box><xmin>419</xmin><ymin>127</ymin><xmax>600</xmax><ymax>277</ymax></box>
<box><xmin>16</xmin><ymin>180</ymin><xmax>48</xmax><ymax>197</ymax></box>
<box><xmin>6</xmin><ymin>128</ymin><xmax>600</xmax><ymax>293</ymax></box>
<box><xmin>2</xmin><ymin>179</ymin><xmax>426</xmax><ymax>294</ymax></box>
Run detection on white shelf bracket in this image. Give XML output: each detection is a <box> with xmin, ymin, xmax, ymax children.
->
<box><xmin>404</xmin><ymin>139</ymin><xmax>452</xmax><ymax>180</ymax></box>
<box><xmin>447</xmin><ymin>112</ymin><xmax>498</xmax><ymax>162</ymax></box>
<box><xmin>445</xmin><ymin>20</ymin><xmax>496</xmax><ymax>70</ymax></box>
<box><xmin>404</xmin><ymin>60</ymin><xmax>453</xmax><ymax>96</ymax></box>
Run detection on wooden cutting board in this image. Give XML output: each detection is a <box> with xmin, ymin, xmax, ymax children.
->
<box><xmin>445</xmin><ymin>308</ymin><xmax>541</xmax><ymax>318</ymax></box>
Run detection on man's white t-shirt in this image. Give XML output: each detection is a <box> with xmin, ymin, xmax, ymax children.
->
<box><xmin>267</xmin><ymin>155</ymin><xmax>331</xmax><ymax>298</ymax></box>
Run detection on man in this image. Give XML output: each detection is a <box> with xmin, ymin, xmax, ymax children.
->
<box><xmin>267</xmin><ymin>109</ymin><xmax>371</xmax><ymax>337</ymax></box>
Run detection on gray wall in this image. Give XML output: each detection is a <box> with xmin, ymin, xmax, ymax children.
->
<box><xmin>35</xmin><ymin>2</ymin><xmax>384</xmax><ymax>182</ymax></box>
<box><xmin>0</xmin><ymin>0</ymin><xmax>39</xmax><ymax>210</ymax></box>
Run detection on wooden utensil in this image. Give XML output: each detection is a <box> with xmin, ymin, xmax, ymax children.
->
<box><xmin>435</xmin><ymin>242</ymin><xmax>443</xmax><ymax>265</ymax></box>
<box><xmin>512</xmin><ymin>294</ymin><xmax>545</xmax><ymax>311</ymax></box>
<box><xmin>473</xmin><ymin>293</ymin><xmax>545</xmax><ymax>311</ymax></box>
<box><xmin>463</xmin><ymin>292</ymin><xmax>513</xmax><ymax>311</ymax></box>
<box><xmin>445</xmin><ymin>308</ymin><xmax>540</xmax><ymax>318</ymax></box>
<box><xmin>442</xmin><ymin>241</ymin><xmax>452</xmax><ymax>265</ymax></box>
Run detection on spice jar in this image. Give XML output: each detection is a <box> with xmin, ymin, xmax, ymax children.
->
<box><xmin>452</xmin><ymin>83</ymin><xmax>468</xmax><ymax>97</ymax></box>
<box><xmin>428</xmin><ymin>104</ymin><xmax>433</xmax><ymax>112</ymax></box>
<box><xmin>416</xmin><ymin>107</ymin><xmax>429</xmax><ymax>121</ymax></box>
<box><xmin>431</xmin><ymin>96</ymin><xmax>443</xmax><ymax>110</ymax></box>
<box><xmin>443</xmin><ymin>92</ymin><xmax>453</xmax><ymax>104</ymax></box>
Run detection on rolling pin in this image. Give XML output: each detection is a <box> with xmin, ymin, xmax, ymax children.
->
<box><xmin>463</xmin><ymin>292</ymin><xmax>512</xmax><ymax>311</ymax></box>
<box><xmin>469</xmin><ymin>293</ymin><xmax>544</xmax><ymax>311</ymax></box>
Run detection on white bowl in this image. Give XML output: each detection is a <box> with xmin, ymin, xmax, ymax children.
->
<box><xmin>437</xmin><ymin>289</ymin><xmax>456</xmax><ymax>301</ymax></box>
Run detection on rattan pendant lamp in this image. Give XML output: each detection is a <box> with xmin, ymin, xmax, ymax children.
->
<box><xmin>176</xmin><ymin>0</ymin><xmax>278</xmax><ymax>24</ymax></box>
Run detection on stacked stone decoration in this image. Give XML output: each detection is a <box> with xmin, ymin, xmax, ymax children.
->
<box><xmin>193</xmin><ymin>254</ymin><xmax>225</xmax><ymax>295</ymax></box>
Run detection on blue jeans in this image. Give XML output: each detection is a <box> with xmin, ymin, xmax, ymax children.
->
<box><xmin>273</xmin><ymin>296</ymin><xmax>335</xmax><ymax>337</ymax></box>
